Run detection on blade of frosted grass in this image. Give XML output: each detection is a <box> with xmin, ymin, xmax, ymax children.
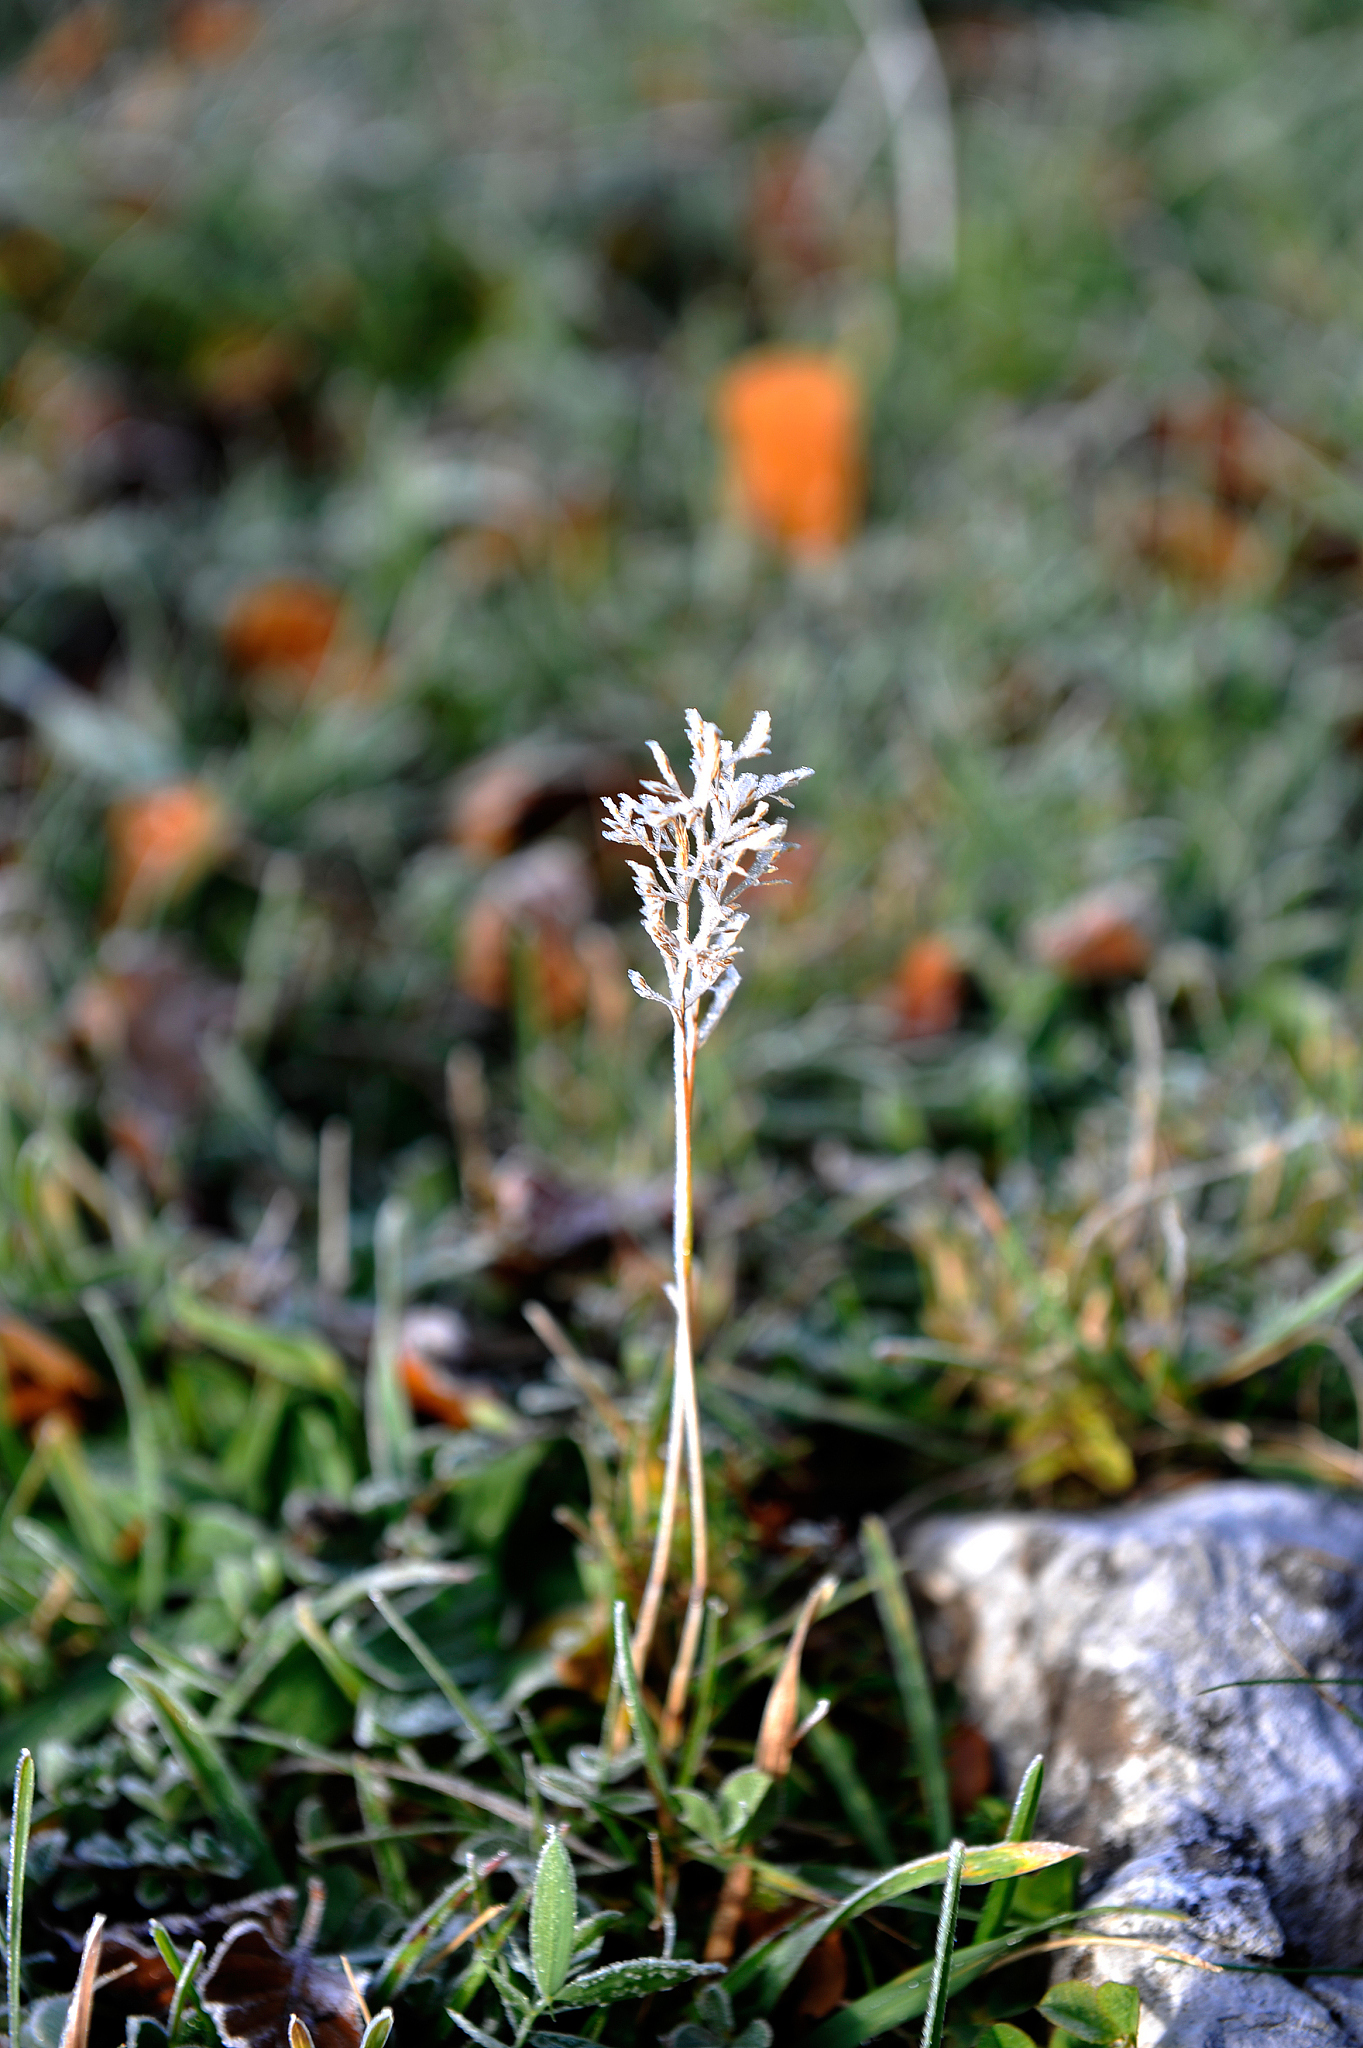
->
<box><xmin>370</xmin><ymin>1589</ymin><xmax>518</xmax><ymax>1784</ymax></box>
<box><xmin>84</xmin><ymin>1289</ymin><xmax>166</xmax><ymax>1616</ymax></box>
<box><xmin>149</xmin><ymin>1922</ymin><xmax>184</xmax><ymax>1977</ymax></box>
<box><xmin>7</xmin><ymin>1748</ymin><xmax>33</xmax><ymax>2048</ymax></box>
<box><xmin>612</xmin><ymin>1601</ymin><xmax>674</xmax><ymax>1813</ymax></box>
<box><xmin>354</xmin><ymin>1762</ymin><xmax>415</xmax><ymax>1911</ymax></box>
<box><xmin>166</xmin><ymin>1939</ymin><xmax>205</xmax><ymax>2046</ymax></box>
<box><xmin>677</xmin><ymin>1596</ymin><xmax>725</xmax><ymax>1789</ymax></box>
<box><xmin>861</xmin><ymin>1515</ymin><xmax>951</xmax><ymax>1849</ymax></box>
<box><xmin>295</xmin><ymin>1600</ymin><xmax>365</xmax><ymax>1706</ymax></box>
<box><xmin>366</xmin><ymin>1197</ymin><xmax>413</xmax><ymax>1486</ymax></box>
<box><xmin>111</xmin><ymin>1660</ymin><xmax>277</xmax><ymax>1879</ymax></box>
<box><xmin>975</xmin><ymin>1755</ymin><xmax>1044</xmax><ymax>1946</ymax></box>
<box><xmin>919</xmin><ymin>1839</ymin><xmax>965</xmax><ymax>2048</ymax></box>
<box><xmin>801</xmin><ymin>1686</ymin><xmax>895</xmax><ymax>1867</ymax></box>
<box><xmin>727</xmin><ymin>1838</ymin><xmax>1081</xmax><ymax>2005</ymax></box>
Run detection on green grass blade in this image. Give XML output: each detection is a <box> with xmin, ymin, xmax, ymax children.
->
<box><xmin>676</xmin><ymin>1596</ymin><xmax>724</xmax><ymax>1790</ymax></box>
<box><xmin>804</xmin><ymin>1929</ymin><xmax>1023</xmax><ymax>2048</ymax></box>
<box><xmin>354</xmin><ymin>1761</ymin><xmax>414</xmax><ymax>1909</ymax></box>
<box><xmin>110</xmin><ymin>1660</ymin><xmax>278</xmax><ymax>1879</ymax></box>
<box><xmin>974</xmin><ymin>1755</ymin><xmax>1044</xmax><ymax>1945</ymax></box>
<box><xmin>919</xmin><ymin>1839</ymin><xmax>965</xmax><ymax>2048</ymax></box>
<box><xmin>7</xmin><ymin>1748</ymin><xmax>34</xmax><ymax>2048</ymax></box>
<box><xmin>370</xmin><ymin>1588</ymin><xmax>519</xmax><ymax>1783</ymax></box>
<box><xmin>611</xmin><ymin>1601</ymin><xmax>674</xmax><ymax>1813</ymax></box>
<box><xmin>726</xmin><ymin>1838</ymin><xmax>1080</xmax><ymax>2010</ymax></box>
<box><xmin>861</xmin><ymin>1515</ymin><xmax>951</xmax><ymax>1850</ymax></box>
<box><xmin>84</xmin><ymin>1289</ymin><xmax>166</xmax><ymax>1617</ymax></box>
<box><xmin>366</xmin><ymin>1198</ymin><xmax>413</xmax><ymax>1485</ymax></box>
<box><xmin>167</xmin><ymin>1939</ymin><xmax>206</xmax><ymax>2047</ymax></box>
<box><xmin>369</xmin><ymin>1872</ymin><xmax>476</xmax><ymax>2004</ymax></box>
<box><xmin>163</xmin><ymin>1284</ymin><xmax>350</xmax><ymax>1396</ymax></box>
<box><xmin>800</xmin><ymin>1686</ymin><xmax>895</xmax><ymax>1867</ymax></box>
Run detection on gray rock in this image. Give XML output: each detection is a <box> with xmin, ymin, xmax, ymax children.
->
<box><xmin>902</xmin><ymin>1482</ymin><xmax>1363</xmax><ymax>2045</ymax></box>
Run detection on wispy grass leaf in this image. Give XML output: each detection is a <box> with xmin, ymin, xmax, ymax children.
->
<box><xmin>861</xmin><ymin>1516</ymin><xmax>951</xmax><ymax>1850</ymax></box>
<box><xmin>110</xmin><ymin>1660</ymin><xmax>277</xmax><ymax>1879</ymax></box>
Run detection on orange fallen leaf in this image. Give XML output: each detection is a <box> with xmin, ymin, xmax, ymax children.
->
<box><xmin>221</xmin><ymin>578</ymin><xmax>382</xmax><ymax>700</ymax></box>
<box><xmin>21</xmin><ymin>3</ymin><xmax>115</xmax><ymax>94</ymax></box>
<box><xmin>715</xmin><ymin>349</ymin><xmax>863</xmax><ymax>556</ymax></box>
<box><xmin>0</xmin><ymin>1314</ymin><xmax>102</xmax><ymax>1429</ymax></box>
<box><xmin>169</xmin><ymin>0</ymin><xmax>258</xmax><ymax>64</ymax></box>
<box><xmin>891</xmin><ymin>934</ymin><xmax>965</xmax><ymax>1037</ymax></box>
<box><xmin>1029</xmin><ymin>884</ymin><xmax>1155</xmax><ymax>985</ymax></box>
<box><xmin>399</xmin><ymin>1349</ymin><xmax>473</xmax><ymax>1428</ymax></box>
<box><xmin>448</xmin><ymin>741</ymin><xmax>629</xmax><ymax>859</ymax></box>
<box><xmin>1126</xmin><ymin>491</ymin><xmax>1277</xmax><ymax>595</ymax></box>
<box><xmin>105</xmin><ymin>781</ymin><xmax>233</xmax><ymax>924</ymax></box>
<box><xmin>1153</xmin><ymin>390</ymin><xmax>1319</xmax><ymax>508</ymax></box>
<box><xmin>459</xmin><ymin>840</ymin><xmax>594</xmax><ymax>1018</ymax></box>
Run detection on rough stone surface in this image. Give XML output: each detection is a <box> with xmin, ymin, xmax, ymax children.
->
<box><xmin>903</xmin><ymin>1483</ymin><xmax>1363</xmax><ymax>2045</ymax></box>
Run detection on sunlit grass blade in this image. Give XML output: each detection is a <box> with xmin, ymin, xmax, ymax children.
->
<box><xmin>7</xmin><ymin>1748</ymin><xmax>34</xmax><ymax>2048</ymax></box>
<box><xmin>919</xmin><ymin>1839</ymin><xmax>965</xmax><ymax>2048</ymax></box>
<box><xmin>726</xmin><ymin>1837</ymin><xmax>1080</xmax><ymax>2010</ymax></box>
<box><xmin>861</xmin><ymin>1514</ymin><xmax>951</xmax><ymax>1849</ymax></box>
<box><xmin>975</xmin><ymin>1754</ymin><xmax>1044</xmax><ymax>1945</ymax></box>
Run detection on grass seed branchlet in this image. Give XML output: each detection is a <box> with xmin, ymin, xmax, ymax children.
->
<box><xmin>603</xmin><ymin>709</ymin><xmax>811</xmax><ymax>1740</ymax></box>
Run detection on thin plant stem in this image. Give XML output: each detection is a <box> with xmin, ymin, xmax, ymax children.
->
<box><xmin>664</xmin><ymin>1025</ymin><xmax>708</xmax><ymax>1744</ymax></box>
<box><xmin>607</xmin><ymin>712</ymin><xmax>810</xmax><ymax>1738</ymax></box>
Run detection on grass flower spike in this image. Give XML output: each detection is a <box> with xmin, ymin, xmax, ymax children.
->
<box><xmin>604</xmin><ymin>709</ymin><xmax>811</xmax><ymax>1738</ymax></box>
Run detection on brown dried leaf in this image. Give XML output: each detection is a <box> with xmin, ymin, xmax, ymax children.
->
<box><xmin>890</xmin><ymin>934</ymin><xmax>966</xmax><ymax>1037</ymax></box>
<box><xmin>753</xmin><ymin>1574</ymin><xmax>837</xmax><ymax>1777</ymax></box>
<box><xmin>1028</xmin><ymin>884</ymin><xmax>1155</xmax><ymax>984</ymax></box>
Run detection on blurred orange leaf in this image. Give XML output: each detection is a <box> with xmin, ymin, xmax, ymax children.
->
<box><xmin>891</xmin><ymin>934</ymin><xmax>965</xmax><ymax>1037</ymax></box>
<box><xmin>21</xmin><ymin>3</ymin><xmax>115</xmax><ymax>95</ymax></box>
<box><xmin>222</xmin><ymin>578</ymin><xmax>383</xmax><ymax>700</ymax></box>
<box><xmin>0</xmin><ymin>1314</ymin><xmax>102</xmax><ymax>1429</ymax></box>
<box><xmin>1028</xmin><ymin>884</ymin><xmax>1154</xmax><ymax>985</ymax></box>
<box><xmin>716</xmin><ymin>349</ymin><xmax>863</xmax><ymax>556</ymax></box>
<box><xmin>105</xmin><ymin>782</ymin><xmax>233</xmax><ymax>924</ymax></box>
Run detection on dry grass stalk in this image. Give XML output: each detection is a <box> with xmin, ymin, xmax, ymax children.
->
<box><xmin>59</xmin><ymin>1914</ymin><xmax>105</xmax><ymax>2048</ymax></box>
<box><xmin>604</xmin><ymin>711</ymin><xmax>811</xmax><ymax>1743</ymax></box>
<box><xmin>753</xmin><ymin>1573</ymin><xmax>837</xmax><ymax>1777</ymax></box>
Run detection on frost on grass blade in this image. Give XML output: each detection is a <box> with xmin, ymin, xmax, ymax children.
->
<box><xmin>555</xmin><ymin>1957</ymin><xmax>724</xmax><ymax>2007</ymax></box>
